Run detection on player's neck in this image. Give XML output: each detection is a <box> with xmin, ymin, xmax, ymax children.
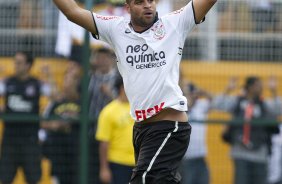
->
<box><xmin>130</xmin><ymin>22</ymin><xmax>152</xmax><ymax>33</ymax></box>
<box><xmin>16</xmin><ymin>73</ymin><xmax>30</xmax><ymax>81</ymax></box>
<box><xmin>117</xmin><ymin>94</ymin><xmax>128</xmax><ymax>103</ymax></box>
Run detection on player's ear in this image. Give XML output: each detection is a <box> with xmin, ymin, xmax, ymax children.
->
<box><xmin>125</xmin><ymin>3</ymin><xmax>130</xmax><ymax>14</ymax></box>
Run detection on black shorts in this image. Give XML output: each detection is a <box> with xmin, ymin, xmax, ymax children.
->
<box><xmin>0</xmin><ymin>126</ymin><xmax>41</xmax><ymax>184</ymax></box>
<box><xmin>130</xmin><ymin>120</ymin><xmax>191</xmax><ymax>184</ymax></box>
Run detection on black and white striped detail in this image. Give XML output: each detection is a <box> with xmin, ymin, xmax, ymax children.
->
<box><xmin>141</xmin><ymin>121</ymin><xmax>179</xmax><ymax>184</ymax></box>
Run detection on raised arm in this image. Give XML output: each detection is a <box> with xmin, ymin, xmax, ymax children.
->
<box><xmin>265</xmin><ymin>76</ymin><xmax>282</xmax><ymax>116</ymax></box>
<box><xmin>211</xmin><ymin>77</ymin><xmax>239</xmax><ymax>112</ymax></box>
<box><xmin>193</xmin><ymin>0</ymin><xmax>217</xmax><ymax>23</ymax></box>
<box><xmin>53</xmin><ymin>0</ymin><xmax>97</xmax><ymax>34</ymax></box>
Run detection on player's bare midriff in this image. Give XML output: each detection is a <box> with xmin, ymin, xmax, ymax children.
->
<box><xmin>140</xmin><ymin>108</ymin><xmax>188</xmax><ymax>123</ymax></box>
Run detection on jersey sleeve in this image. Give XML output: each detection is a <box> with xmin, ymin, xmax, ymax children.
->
<box><xmin>191</xmin><ymin>99</ymin><xmax>211</xmax><ymax>121</ymax></box>
<box><xmin>212</xmin><ymin>94</ymin><xmax>238</xmax><ymax>112</ymax></box>
<box><xmin>197</xmin><ymin>99</ymin><xmax>211</xmax><ymax>114</ymax></box>
<box><xmin>265</xmin><ymin>97</ymin><xmax>282</xmax><ymax>116</ymax></box>
<box><xmin>166</xmin><ymin>1</ymin><xmax>201</xmax><ymax>40</ymax></box>
<box><xmin>95</xmin><ymin>106</ymin><xmax>112</xmax><ymax>142</ymax></box>
<box><xmin>91</xmin><ymin>12</ymin><xmax>121</xmax><ymax>46</ymax></box>
<box><xmin>40</xmin><ymin>82</ymin><xmax>52</xmax><ymax>96</ymax></box>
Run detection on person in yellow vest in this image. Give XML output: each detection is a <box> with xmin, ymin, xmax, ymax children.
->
<box><xmin>96</xmin><ymin>74</ymin><xmax>135</xmax><ymax>184</ymax></box>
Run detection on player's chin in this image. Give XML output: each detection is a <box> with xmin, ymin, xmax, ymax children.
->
<box><xmin>142</xmin><ymin>17</ymin><xmax>154</xmax><ymax>25</ymax></box>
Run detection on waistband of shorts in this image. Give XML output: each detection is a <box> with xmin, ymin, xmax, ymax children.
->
<box><xmin>134</xmin><ymin>120</ymin><xmax>188</xmax><ymax>128</ymax></box>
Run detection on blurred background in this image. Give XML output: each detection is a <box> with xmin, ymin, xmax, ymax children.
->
<box><xmin>0</xmin><ymin>0</ymin><xmax>281</xmax><ymax>184</ymax></box>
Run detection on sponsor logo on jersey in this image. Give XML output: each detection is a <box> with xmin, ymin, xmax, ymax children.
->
<box><xmin>8</xmin><ymin>95</ymin><xmax>32</xmax><ymax>112</ymax></box>
<box><xmin>178</xmin><ymin>47</ymin><xmax>183</xmax><ymax>55</ymax></box>
<box><xmin>135</xmin><ymin>102</ymin><xmax>165</xmax><ymax>121</ymax></box>
<box><xmin>96</xmin><ymin>14</ymin><xmax>119</xmax><ymax>20</ymax></box>
<box><xmin>54</xmin><ymin>103</ymin><xmax>80</xmax><ymax>119</ymax></box>
<box><xmin>125</xmin><ymin>44</ymin><xmax>166</xmax><ymax>69</ymax></box>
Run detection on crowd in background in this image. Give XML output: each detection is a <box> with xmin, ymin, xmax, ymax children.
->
<box><xmin>0</xmin><ymin>0</ymin><xmax>282</xmax><ymax>184</ymax></box>
<box><xmin>1</xmin><ymin>0</ymin><xmax>282</xmax><ymax>58</ymax></box>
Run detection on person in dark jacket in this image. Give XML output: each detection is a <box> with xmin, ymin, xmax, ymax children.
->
<box><xmin>0</xmin><ymin>51</ymin><xmax>52</xmax><ymax>184</ymax></box>
<box><xmin>213</xmin><ymin>76</ymin><xmax>281</xmax><ymax>184</ymax></box>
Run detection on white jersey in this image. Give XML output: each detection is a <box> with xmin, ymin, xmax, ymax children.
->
<box><xmin>92</xmin><ymin>1</ymin><xmax>198</xmax><ymax>121</ymax></box>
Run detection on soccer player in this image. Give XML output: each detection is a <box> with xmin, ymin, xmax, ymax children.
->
<box><xmin>0</xmin><ymin>51</ymin><xmax>52</xmax><ymax>184</ymax></box>
<box><xmin>52</xmin><ymin>0</ymin><xmax>217</xmax><ymax>183</ymax></box>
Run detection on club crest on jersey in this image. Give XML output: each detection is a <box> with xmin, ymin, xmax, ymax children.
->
<box><xmin>151</xmin><ymin>21</ymin><xmax>166</xmax><ymax>40</ymax></box>
<box><xmin>26</xmin><ymin>85</ymin><xmax>35</xmax><ymax>96</ymax></box>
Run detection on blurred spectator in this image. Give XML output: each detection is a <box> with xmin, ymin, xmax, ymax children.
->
<box><xmin>180</xmin><ymin>83</ymin><xmax>212</xmax><ymax>184</ymax></box>
<box><xmin>268</xmin><ymin>124</ymin><xmax>282</xmax><ymax>184</ymax></box>
<box><xmin>156</xmin><ymin>0</ymin><xmax>173</xmax><ymax>17</ymax></box>
<box><xmin>248</xmin><ymin>0</ymin><xmax>277</xmax><ymax>32</ymax></box>
<box><xmin>0</xmin><ymin>51</ymin><xmax>52</xmax><ymax>184</ymax></box>
<box><xmin>40</xmin><ymin>62</ymin><xmax>82</xmax><ymax>184</ymax></box>
<box><xmin>96</xmin><ymin>74</ymin><xmax>134</xmax><ymax>184</ymax></box>
<box><xmin>214</xmin><ymin>76</ymin><xmax>281</xmax><ymax>184</ymax></box>
<box><xmin>88</xmin><ymin>47</ymin><xmax>117</xmax><ymax>184</ymax></box>
<box><xmin>88</xmin><ymin>47</ymin><xmax>117</xmax><ymax>122</ymax></box>
<box><xmin>98</xmin><ymin>0</ymin><xmax>129</xmax><ymax>17</ymax></box>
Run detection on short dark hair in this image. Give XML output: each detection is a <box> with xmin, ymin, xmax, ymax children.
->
<box><xmin>244</xmin><ymin>76</ymin><xmax>260</xmax><ymax>91</ymax></box>
<box><xmin>17</xmin><ymin>51</ymin><xmax>34</xmax><ymax>66</ymax></box>
<box><xmin>187</xmin><ymin>83</ymin><xmax>197</xmax><ymax>93</ymax></box>
<box><xmin>95</xmin><ymin>47</ymin><xmax>115</xmax><ymax>58</ymax></box>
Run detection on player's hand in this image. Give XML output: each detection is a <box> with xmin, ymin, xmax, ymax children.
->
<box><xmin>268</xmin><ymin>76</ymin><xmax>277</xmax><ymax>91</ymax></box>
<box><xmin>225</xmin><ymin>77</ymin><xmax>238</xmax><ymax>94</ymax></box>
<box><xmin>100</xmin><ymin>167</ymin><xmax>112</xmax><ymax>184</ymax></box>
<box><xmin>41</xmin><ymin>64</ymin><xmax>51</xmax><ymax>78</ymax></box>
<box><xmin>268</xmin><ymin>76</ymin><xmax>278</xmax><ymax>96</ymax></box>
